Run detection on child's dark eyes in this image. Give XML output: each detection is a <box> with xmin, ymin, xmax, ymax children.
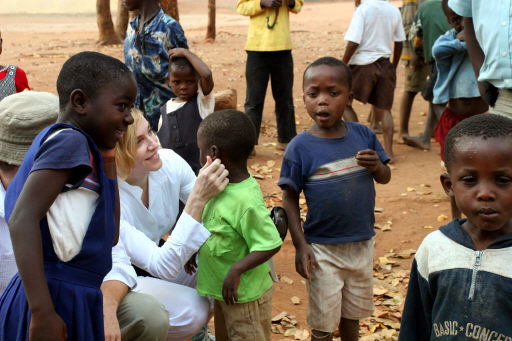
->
<box><xmin>460</xmin><ymin>176</ymin><xmax>477</xmax><ymax>184</ymax></box>
<box><xmin>117</xmin><ymin>103</ymin><xmax>129</xmax><ymax>111</ymax></box>
<box><xmin>307</xmin><ymin>92</ymin><xmax>318</xmax><ymax>97</ymax></box>
<box><xmin>330</xmin><ymin>91</ymin><xmax>340</xmax><ymax>96</ymax></box>
<box><xmin>496</xmin><ymin>176</ymin><xmax>512</xmax><ymax>185</ymax></box>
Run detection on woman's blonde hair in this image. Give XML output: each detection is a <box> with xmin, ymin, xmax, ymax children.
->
<box><xmin>116</xmin><ymin>108</ymin><xmax>144</xmax><ymax>180</ymax></box>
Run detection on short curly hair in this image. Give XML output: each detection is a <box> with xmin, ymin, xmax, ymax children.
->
<box><xmin>57</xmin><ymin>51</ymin><xmax>133</xmax><ymax>110</ymax></box>
<box><xmin>198</xmin><ymin>109</ymin><xmax>256</xmax><ymax>162</ymax></box>
<box><xmin>303</xmin><ymin>56</ymin><xmax>352</xmax><ymax>90</ymax></box>
<box><xmin>444</xmin><ymin>114</ymin><xmax>512</xmax><ymax>172</ymax></box>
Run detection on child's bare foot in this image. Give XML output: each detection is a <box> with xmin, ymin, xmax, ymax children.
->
<box><xmin>276</xmin><ymin>142</ymin><xmax>288</xmax><ymax>151</ymax></box>
<box><xmin>371</xmin><ymin>122</ymin><xmax>383</xmax><ymax>134</ymax></box>
<box><xmin>398</xmin><ymin>132</ymin><xmax>408</xmax><ymax>144</ymax></box>
<box><xmin>402</xmin><ymin>135</ymin><xmax>431</xmax><ymax>150</ymax></box>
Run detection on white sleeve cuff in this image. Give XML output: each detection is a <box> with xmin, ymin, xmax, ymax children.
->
<box><xmin>145</xmin><ymin>212</ymin><xmax>210</xmax><ymax>281</ymax></box>
<box><xmin>103</xmin><ymin>232</ymin><xmax>138</xmax><ymax>289</ymax></box>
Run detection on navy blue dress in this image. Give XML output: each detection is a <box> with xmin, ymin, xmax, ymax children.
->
<box><xmin>0</xmin><ymin>123</ymin><xmax>116</xmax><ymax>341</ymax></box>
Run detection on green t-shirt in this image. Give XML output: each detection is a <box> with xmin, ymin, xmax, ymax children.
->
<box><xmin>197</xmin><ymin>176</ymin><xmax>283</xmax><ymax>303</ymax></box>
<box><xmin>415</xmin><ymin>0</ymin><xmax>451</xmax><ymax>63</ymax></box>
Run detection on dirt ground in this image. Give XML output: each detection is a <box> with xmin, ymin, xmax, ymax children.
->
<box><xmin>1</xmin><ymin>1</ymin><xmax>451</xmax><ymax>339</ymax></box>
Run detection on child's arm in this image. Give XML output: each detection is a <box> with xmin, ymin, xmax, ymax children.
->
<box><xmin>168</xmin><ymin>48</ymin><xmax>214</xmax><ymax>96</ymax></box>
<box><xmin>432</xmin><ymin>31</ymin><xmax>467</xmax><ymax>62</ymax></box>
<box><xmin>282</xmin><ymin>187</ymin><xmax>318</xmax><ymax>279</ymax></box>
<box><xmin>100</xmin><ymin>147</ymin><xmax>120</xmax><ymax>245</ymax></box>
<box><xmin>288</xmin><ymin>0</ymin><xmax>303</xmax><ymax>13</ymax></box>
<box><xmin>342</xmin><ymin>41</ymin><xmax>359</xmax><ymax>65</ymax></box>
<box><xmin>222</xmin><ymin>247</ymin><xmax>280</xmax><ymax>305</ymax></box>
<box><xmin>237</xmin><ymin>0</ymin><xmax>269</xmax><ymax>16</ymax></box>
<box><xmin>8</xmin><ymin>169</ymin><xmax>73</xmax><ymax>340</ymax></box>
<box><xmin>398</xmin><ymin>258</ymin><xmax>432</xmax><ymax>341</ymax></box>
<box><xmin>355</xmin><ymin>149</ymin><xmax>391</xmax><ymax>184</ymax></box>
<box><xmin>463</xmin><ymin>18</ymin><xmax>484</xmax><ymax>88</ymax></box>
<box><xmin>392</xmin><ymin>41</ymin><xmax>403</xmax><ymax>69</ymax></box>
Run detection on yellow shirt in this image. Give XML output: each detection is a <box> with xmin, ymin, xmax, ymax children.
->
<box><xmin>237</xmin><ymin>0</ymin><xmax>303</xmax><ymax>51</ymax></box>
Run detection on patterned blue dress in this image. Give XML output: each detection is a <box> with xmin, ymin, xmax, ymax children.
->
<box><xmin>0</xmin><ymin>123</ymin><xmax>117</xmax><ymax>341</ymax></box>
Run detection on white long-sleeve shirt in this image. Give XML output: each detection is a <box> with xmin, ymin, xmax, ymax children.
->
<box><xmin>103</xmin><ymin>149</ymin><xmax>210</xmax><ymax>287</ymax></box>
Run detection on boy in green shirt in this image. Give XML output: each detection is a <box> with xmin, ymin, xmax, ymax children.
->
<box><xmin>193</xmin><ymin>109</ymin><xmax>282</xmax><ymax>341</ymax></box>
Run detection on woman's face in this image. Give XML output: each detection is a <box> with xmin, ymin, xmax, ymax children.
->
<box><xmin>133</xmin><ymin>117</ymin><xmax>162</xmax><ymax>173</ymax></box>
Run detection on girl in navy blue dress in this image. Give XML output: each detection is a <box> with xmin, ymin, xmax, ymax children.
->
<box><xmin>0</xmin><ymin>51</ymin><xmax>137</xmax><ymax>341</ymax></box>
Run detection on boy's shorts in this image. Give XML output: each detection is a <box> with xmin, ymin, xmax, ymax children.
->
<box><xmin>350</xmin><ymin>58</ymin><xmax>396</xmax><ymax>110</ymax></box>
<box><xmin>306</xmin><ymin>239</ymin><xmax>374</xmax><ymax>333</ymax></box>
<box><xmin>404</xmin><ymin>60</ymin><xmax>429</xmax><ymax>93</ymax></box>
<box><xmin>214</xmin><ymin>286</ymin><xmax>273</xmax><ymax>341</ymax></box>
<box><xmin>491</xmin><ymin>88</ymin><xmax>512</xmax><ymax>118</ymax></box>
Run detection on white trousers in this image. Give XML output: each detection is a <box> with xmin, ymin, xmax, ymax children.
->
<box><xmin>134</xmin><ymin>269</ymin><xmax>210</xmax><ymax>341</ymax></box>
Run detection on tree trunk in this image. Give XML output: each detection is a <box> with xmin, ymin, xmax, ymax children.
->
<box><xmin>205</xmin><ymin>0</ymin><xmax>216</xmax><ymax>42</ymax></box>
<box><xmin>160</xmin><ymin>0</ymin><xmax>179</xmax><ymax>22</ymax></box>
<box><xmin>97</xmin><ymin>0</ymin><xmax>122</xmax><ymax>45</ymax></box>
<box><xmin>115</xmin><ymin>0</ymin><xmax>130</xmax><ymax>41</ymax></box>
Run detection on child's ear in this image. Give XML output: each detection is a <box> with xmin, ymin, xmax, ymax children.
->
<box><xmin>70</xmin><ymin>89</ymin><xmax>89</xmax><ymax>116</ymax></box>
<box><xmin>440</xmin><ymin>173</ymin><xmax>454</xmax><ymax>197</ymax></box>
<box><xmin>210</xmin><ymin>145</ymin><xmax>220</xmax><ymax>161</ymax></box>
<box><xmin>348</xmin><ymin>91</ymin><xmax>354</xmax><ymax>106</ymax></box>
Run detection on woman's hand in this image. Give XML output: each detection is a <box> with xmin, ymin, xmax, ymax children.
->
<box><xmin>192</xmin><ymin>156</ymin><xmax>229</xmax><ymax>204</ymax></box>
<box><xmin>184</xmin><ymin>156</ymin><xmax>229</xmax><ymax>222</ymax></box>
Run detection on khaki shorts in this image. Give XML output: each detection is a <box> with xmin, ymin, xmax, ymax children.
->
<box><xmin>404</xmin><ymin>60</ymin><xmax>429</xmax><ymax>93</ymax></box>
<box><xmin>350</xmin><ymin>58</ymin><xmax>397</xmax><ymax>110</ymax></box>
<box><xmin>306</xmin><ymin>240</ymin><xmax>374</xmax><ymax>332</ymax></box>
<box><xmin>214</xmin><ymin>286</ymin><xmax>273</xmax><ymax>341</ymax></box>
<box><xmin>491</xmin><ymin>88</ymin><xmax>512</xmax><ymax>118</ymax></box>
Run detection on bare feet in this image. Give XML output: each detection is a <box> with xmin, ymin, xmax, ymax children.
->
<box><xmin>398</xmin><ymin>132</ymin><xmax>408</xmax><ymax>144</ymax></box>
<box><xmin>402</xmin><ymin>135</ymin><xmax>431</xmax><ymax>150</ymax></box>
<box><xmin>370</xmin><ymin>121</ymin><xmax>383</xmax><ymax>134</ymax></box>
<box><xmin>276</xmin><ymin>142</ymin><xmax>288</xmax><ymax>151</ymax></box>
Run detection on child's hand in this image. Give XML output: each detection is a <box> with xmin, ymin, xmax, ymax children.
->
<box><xmin>184</xmin><ymin>253</ymin><xmax>198</xmax><ymax>275</ymax></box>
<box><xmin>261</xmin><ymin>0</ymin><xmax>282</xmax><ymax>8</ymax></box>
<box><xmin>29</xmin><ymin>311</ymin><xmax>67</xmax><ymax>341</ymax></box>
<box><xmin>222</xmin><ymin>266</ymin><xmax>242</xmax><ymax>305</ymax></box>
<box><xmin>456</xmin><ymin>29</ymin><xmax>465</xmax><ymax>42</ymax></box>
<box><xmin>356</xmin><ymin>149</ymin><xmax>381</xmax><ymax>173</ymax></box>
<box><xmin>168</xmin><ymin>48</ymin><xmax>188</xmax><ymax>61</ymax></box>
<box><xmin>295</xmin><ymin>243</ymin><xmax>318</xmax><ymax>279</ymax></box>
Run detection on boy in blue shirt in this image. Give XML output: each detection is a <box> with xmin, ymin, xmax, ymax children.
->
<box><xmin>400</xmin><ymin>114</ymin><xmax>512</xmax><ymax>339</ymax></box>
<box><xmin>279</xmin><ymin>57</ymin><xmax>391</xmax><ymax>341</ymax></box>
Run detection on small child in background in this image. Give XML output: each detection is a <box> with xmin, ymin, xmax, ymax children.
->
<box><xmin>0</xmin><ymin>91</ymin><xmax>58</xmax><ymax>296</ymax></box>
<box><xmin>279</xmin><ymin>57</ymin><xmax>390</xmax><ymax>341</ymax></box>
<box><xmin>0</xmin><ymin>30</ymin><xmax>30</xmax><ymax>101</ymax></box>
<box><xmin>124</xmin><ymin>0</ymin><xmax>188</xmax><ymax>131</ymax></box>
<box><xmin>342</xmin><ymin>0</ymin><xmax>405</xmax><ymax>161</ymax></box>
<box><xmin>432</xmin><ymin>0</ymin><xmax>488</xmax><ymax>218</ymax></box>
<box><xmin>158</xmin><ymin>48</ymin><xmax>214</xmax><ymax>174</ymax></box>
<box><xmin>400</xmin><ymin>114</ymin><xmax>512</xmax><ymax>339</ymax></box>
<box><xmin>193</xmin><ymin>109</ymin><xmax>282</xmax><ymax>341</ymax></box>
<box><xmin>0</xmin><ymin>51</ymin><xmax>137</xmax><ymax>341</ymax></box>
<box><xmin>401</xmin><ymin>0</ymin><xmax>452</xmax><ymax>150</ymax></box>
